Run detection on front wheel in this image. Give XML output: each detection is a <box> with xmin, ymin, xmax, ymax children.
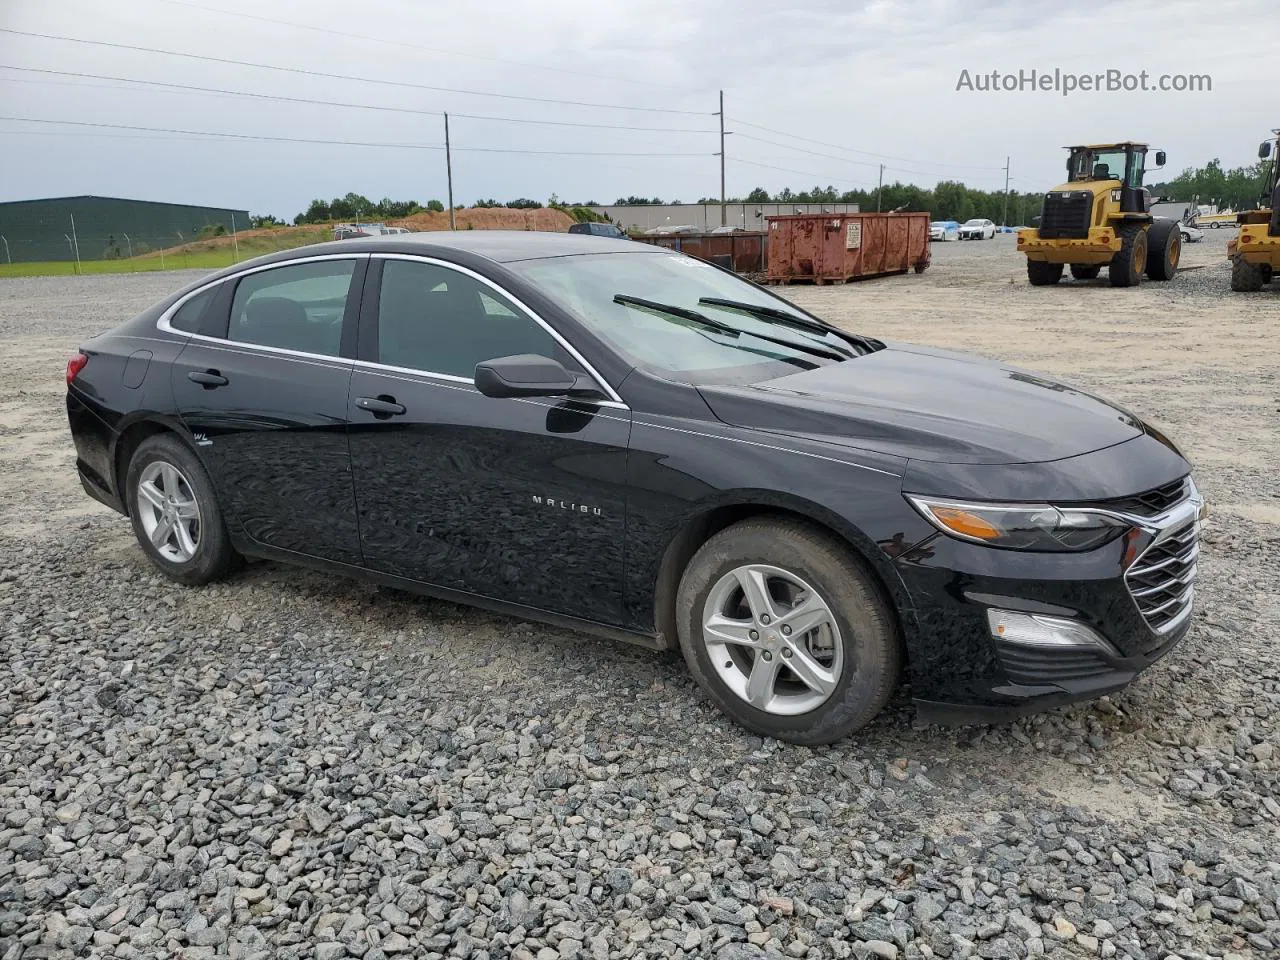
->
<box><xmin>125</xmin><ymin>434</ymin><xmax>241</xmax><ymax>585</ymax></box>
<box><xmin>1069</xmin><ymin>264</ymin><xmax>1101</xmax><ymax>281</ymax></box>
<box><xmin>675</xmin><ymin>519</ymin><xmax>901</xmax><ymax>745</ymax></box>
<box><xmin>1109</xmin><ymin>224</ymin><xmax>1148</xmax><ymax>287</ymax></box>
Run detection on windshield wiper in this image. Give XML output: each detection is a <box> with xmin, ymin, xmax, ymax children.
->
<box><xmin>613</xmin><ymin>295</ymin><xmax>847</xmax><ymax>362</ymax></box>
<box><xmin>697</xmin><ymin>297</ymin><xmax>875</xmax><ymax>355</ymax></box>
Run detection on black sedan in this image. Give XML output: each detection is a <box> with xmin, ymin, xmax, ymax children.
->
<box><xmin>66</xmin><ymin>232</ymin><xmax>1204</xmax><ymax>743</ymax></box>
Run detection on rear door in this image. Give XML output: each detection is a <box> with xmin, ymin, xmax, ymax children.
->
<box><xmin>169</xmin><ymin>255</ymin><xmax>367</xmax><ymax>564</ymax></box>
<box><xmin>346</xmin><ymin>254</ymin><xmax>632</xmax><ymax>622</ymax></box>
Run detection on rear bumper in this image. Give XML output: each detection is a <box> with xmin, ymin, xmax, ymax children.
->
<box><xmin>1018</xmin><ymin>227</ymin><xmax>1120</xmax><ymax>264</ymax></box>
<box><xmin>1230</xmin><ymin>230</ymin><xmax>1280</xmax><ymax>264</ymax></box>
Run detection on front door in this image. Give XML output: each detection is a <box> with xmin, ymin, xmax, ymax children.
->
<box><xmin>170</xmin><ymin>255</ymin><xmax>366</xmax><ymax>565</ymax></box>
<box><xmin>347</xmin><ymin>255</ymin><xmax>631</xmax><ymax>622</ymax></box>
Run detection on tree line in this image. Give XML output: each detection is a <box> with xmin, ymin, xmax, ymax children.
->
<box><xmin>285</xmin><ymin>192</ymin><xmax>608</xmax><ymax>225</ymax></box>
<box><xmin>1150</xmin><ymin>158</ymin><xmax>1275</xmax><ymax>212</ymax></box>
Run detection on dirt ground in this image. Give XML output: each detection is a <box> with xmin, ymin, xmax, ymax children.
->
<box><xmin>2</xmin><ymin>229</ymin><xmax>1278</xmax><ymax>958</ymax></box>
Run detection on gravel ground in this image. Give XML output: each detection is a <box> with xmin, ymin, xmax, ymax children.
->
<box><xmin>1</xmin><ymin>233</ymin><xmax>1277</xmax><ymax>960</ymax></box>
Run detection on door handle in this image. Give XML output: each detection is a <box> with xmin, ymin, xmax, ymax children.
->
<box><xmin>188</xmin><ymin>369</ymin><xmax>229</xmax><ymax>388</ymax></box>
<box><xmin>356</xmin><ymin>395</ymin><xmax>407</xmax><ymax>417</ymax></box>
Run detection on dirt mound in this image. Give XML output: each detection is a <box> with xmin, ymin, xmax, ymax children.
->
<box><xmin>390</xmin><ymin>208</ymin><xmax>574</xmax><ymax>232</ymax></box>
<box><xmin>139</xmin><ymin>208</ymin><xmax>575</xmax><ymax>260</ymax></box>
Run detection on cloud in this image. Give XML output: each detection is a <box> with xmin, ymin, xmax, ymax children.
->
<box><xmin>0</xmin><ymin>0</ymin><xmax>1269</xmax><ymax>216</ymax></box>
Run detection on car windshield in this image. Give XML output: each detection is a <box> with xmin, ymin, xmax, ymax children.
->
<box><xmin>963</xmin><ymin>219</ymin><xmax>983</xmax><ymax>226</ymax></box>
<box><xmin>508</xmin><ymin>251</ymin><xmax>855</xmax><ymax>383</ymax></box>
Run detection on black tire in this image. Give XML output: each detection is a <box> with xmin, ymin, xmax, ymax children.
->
<box><xmin>1145</xmin><ymin>220</ymin><xmax>1180</xmax><ymax>281</ymax></box>
<box><xmin>1231</xmin><ymin>255</ymin><xmax>1266</xmax><ymax>292</ymax></box>
<box><xmin>1069</xmin><ymin>264</ymin><xmax>1101</xmax><ymax>281</ymax></box>
<box><xmin>125</xmin><ymin>434</ymin><xmax>240</xmax><ymax>585</ymax></box>
<box><xmin>1210</xmin><ymin>221</ymin><xmax>1222</xmax><ymax>229</ymax></box>
<box><xmin>1108</xmin><ymin>224</ymin><xmax>1148</xmax><ymax>287</ymax></box>
<box><xmin>675</xmin><ymin>518</ymin><xmax>901</xmax><ymax>745</ymax></box>
<box><xmin>1026</xmin><ymin>260</ymin><xmax>1064</xmax><ymax>286</ymax></box>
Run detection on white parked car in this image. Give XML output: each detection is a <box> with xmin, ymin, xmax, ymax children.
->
<box><xmin>958</xmin><ymin>218</ymin><xmax>997</xmax><ymax>240</ymax></box>
<box><xmin>1178</xmin><ymin>221</ymin><xmax>1204</xmax><ymax>243</ymax></box>
<box><xmin>929</xmin><ymin>220</ymin><xmax>960</xmax><ymax>242</ymax></box>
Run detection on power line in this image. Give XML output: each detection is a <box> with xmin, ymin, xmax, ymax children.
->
<box><xmin>734</xmin><ymin>132</ymin><xmax>882</xmax><ymax>170</ymax></box>
<box><xmin>729</xmin><ymin>116</ymin><xmax>1006</xmax><ymax>172</ymax></box>
<box><xmin>149</xmin><ymin>0</ymin><xmax>690</xmax><ymax>91</ymax></box>
<box><xmin>0</xmin><ymin>28</ymin><xmax>713</xmax><ymax>116</ymax></box>
<box><xmin>734</xmin><ymin>131</ymin><xmax>1004</xmax><ymax>182</ymax></box>
<box><xmin>731</xmin><ymin>158</ymin><xmax>872</xmax><ymax>188</ymax></box>
<box><xmin>0</xmin><ymin>116</ymin><xmax>714</xmax><ymax>157</ymax></box>
<box><xmin>0</xmin><ymin>66</ymin><xmax>718</xmax><ymax>133</ymax></box>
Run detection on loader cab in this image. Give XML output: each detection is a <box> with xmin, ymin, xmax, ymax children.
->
<box><xmin>1066</xmin><ymin>143</ymin><xmax>1165</xmax><ymax>214</ymax></box>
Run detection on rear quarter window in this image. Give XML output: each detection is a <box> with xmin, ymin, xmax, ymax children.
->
<box><xmin>168</xmin><ymin>287</ymin><xmax>217</xmax><ymax>333</ymax></box>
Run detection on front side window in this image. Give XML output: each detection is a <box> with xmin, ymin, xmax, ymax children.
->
<box><xmin>228</xmin><ymin>260</ymin><xmax>355</xmax><ymax>357</ymax></box>
<box><xmin>375</xmin><ymin>259</ymin><xmax>568</xmax><ymax>377</ymax></box>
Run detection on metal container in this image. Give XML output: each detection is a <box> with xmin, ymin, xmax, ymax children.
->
<box><xmin>630</xmin><ymin>231</ymin><xmax>766</xmax><ymax>273</ymax></box>
<box><xmin>764</xmin><ymin>212</ymin><xmax>930</xmax><ymax>283</ymax></box>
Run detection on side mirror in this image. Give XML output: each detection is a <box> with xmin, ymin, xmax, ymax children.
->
<box><xmin>475</xmin><ymin>354</ymin><xmax>580</xmax><ymax>399</ymax></box>
<box><xmin>1260</xmin><ymin>140</ymin><xmax>1273</xmax><ymax>160</ymax></box>
<box><xmin>1154</xmin><ymin>150</ymin><xmax>1166</xmax><ymax>167</ymax></box>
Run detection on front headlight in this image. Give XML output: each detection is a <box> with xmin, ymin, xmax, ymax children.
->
<box><xmin>906</xmin><ymin>495</ymin><xmax>1130</xmax><ymax>552</ymax></box>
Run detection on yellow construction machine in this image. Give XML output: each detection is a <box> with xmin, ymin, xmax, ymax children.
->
<box><xmin>1228</xmin><ymin>130</ymin><xmax>1280</xmax><ymax>292</ymax></box>
<box><xmin>1018</xmin><ymin>142</ymin><xmax>1179</xmax><ymax>287</ymax></box>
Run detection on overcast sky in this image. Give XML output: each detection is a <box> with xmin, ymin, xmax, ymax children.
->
<box><xmin>0</xmin><ymin>0</ymin><xmax>1270</xmax><ymax>218</ymax></box>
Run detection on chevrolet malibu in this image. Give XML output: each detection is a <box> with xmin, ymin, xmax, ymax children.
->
<box><xmin>66</xmin><ymin>232</ymin><xmax>1203</xmax><ymax>743</ymax></box>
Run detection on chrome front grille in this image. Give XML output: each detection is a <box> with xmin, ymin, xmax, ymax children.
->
<box><xmin>1124</xmin><ymin>519</ymin><xmax>1199</xmax><ymax>634</ymax></box>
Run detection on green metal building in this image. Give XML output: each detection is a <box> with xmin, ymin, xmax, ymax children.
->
<box><xmin>0</xmin><ymin>195</ymin><xmax>249</xmax><ymax>263</ymax></box>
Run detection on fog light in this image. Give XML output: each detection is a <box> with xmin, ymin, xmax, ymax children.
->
<box><xmin>987</xmin><ymin>609</ymin><xmax>1114</xmax><ymax>652</ymax></box>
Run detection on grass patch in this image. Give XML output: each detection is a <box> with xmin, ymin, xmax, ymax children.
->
<box><xmin>0</xmin><ymin>226</ymin><xmax>334</xmax><ymax>278</ymax></box>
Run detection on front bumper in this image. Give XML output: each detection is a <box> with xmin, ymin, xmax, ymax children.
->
<box><xmin>1018</xmin><ymin>226</ymin><xmax>1121</xmax><ymax>264</ymax></box>
<box><xmin>893</xmin><ymin>481</ymin><xmax>1203</xmax><ymax>725</ymax></box>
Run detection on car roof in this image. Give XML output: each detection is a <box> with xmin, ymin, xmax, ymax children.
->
<box><xmin>304</xmin><ymin>230</ymin><xmax>647</xmax><ymax>263</ymax></box>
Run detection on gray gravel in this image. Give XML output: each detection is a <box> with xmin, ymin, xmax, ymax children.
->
<box><xmin>2</xmin><ymin>238</ymin><xmax>1278</xmax><ymax>960</ymax></box>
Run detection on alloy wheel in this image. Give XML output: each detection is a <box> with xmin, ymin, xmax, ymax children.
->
<box><xmin>136</xmin><ymin>461</ymin><xmax>202</xmax><ymax>563</ymax></box>
<box><xmin>701</xmin><ymin>563</ymin><xmax>844</xmax><ymax>715</ymax></box>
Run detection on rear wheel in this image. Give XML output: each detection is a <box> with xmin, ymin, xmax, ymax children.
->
<box><xmin>675</xmin><ymin>519</ymin><xmax>901</xmax><ymax>745</ymax></box>
<box><xmin>1231</xmin><ymin>255</ymin><xmax>1267</xmax><ymax>292</ymax></box>
<box><xmin>1145</xmin><ymin>220</ymin><xmax>1180</xmax><ymax>280</ymax></box>
<box><xmin>1027</xmin><ymin>260</ymin><xmax>1064</xmax><ymax>286</ymax></box>
<box><xmin>125</xmin><ymin>434</ymin><xmax>240</xmax><ymax>585</ymax></box>
<box><xmin>1109</xmin><ymin>224</ymin><xmax>1147</xmax><ymax>287</ymax></box>
<box><xmin>1069</xmin><ymin>264</ymin><xmax>1101</xmax><ymax>281</ymax></box>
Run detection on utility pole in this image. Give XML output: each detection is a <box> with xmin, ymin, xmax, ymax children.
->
<box><xmin>230</xmin><ymin>214</ymin><xmax>239</xmax><ymax>263</ymax></box>
<box><xmin>718</xmin><ymin>90</ymin><xmax>726</xmax><ymax>226</ymax></box>
<box><xmin>876</xmin><ymin>164</ymin><xmax>884</xmax><ymax>212</ymax></box>
<box><xmin>445</xmin><ymin>112</ymin><xmax>456</xmax><ymax>231</ymax></box>
<box><xmin>0</xmin><ymin>235</ymin><xmax>8</xmax><ymax>264</ymax></box>
<box><xmin>1001</xmin><ymin>156</ymin><xmax>1011</xmax><ymax>226</ymax></box>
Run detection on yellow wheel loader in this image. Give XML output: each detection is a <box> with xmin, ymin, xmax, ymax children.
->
<box><xmin>1228</xmin><ymin>131</ymin><xmax>1279</xmax><ymax>292</ymax></box>
<box><xmin>1018</xmin><ymin>142</ymin><xmax>1179</xmax><ymax>287</ymax></box>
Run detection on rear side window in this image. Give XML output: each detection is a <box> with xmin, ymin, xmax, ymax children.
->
<box><xmin>375</xmin><ymin>259</ymin><xmax>567</xmax><ymax>377</ymax></box>
<box><xmin>229</xmin><ymin>260</ymin><xmax>355</xmax><ymax>357</ymax></box>
<box><xmin>169</xmin><ymin>287</ymin><xmax>216</xmax><ymax>333</ymax></box>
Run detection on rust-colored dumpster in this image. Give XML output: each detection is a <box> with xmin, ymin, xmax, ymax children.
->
<box><xmin>765</xmin><ymin>212</ymin><xmax>930</xmax><ymax>283</ymax></box>
<box><xmin>630</xmin><ymin>231</ymin><xmax>766</xmax><ymax>273</ymax></box>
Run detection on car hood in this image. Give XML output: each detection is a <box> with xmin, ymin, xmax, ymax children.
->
<box><xmin>698</xmin><ymin>342</ymin><xmax>1145</xmax><ymax>465</ymax></box>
